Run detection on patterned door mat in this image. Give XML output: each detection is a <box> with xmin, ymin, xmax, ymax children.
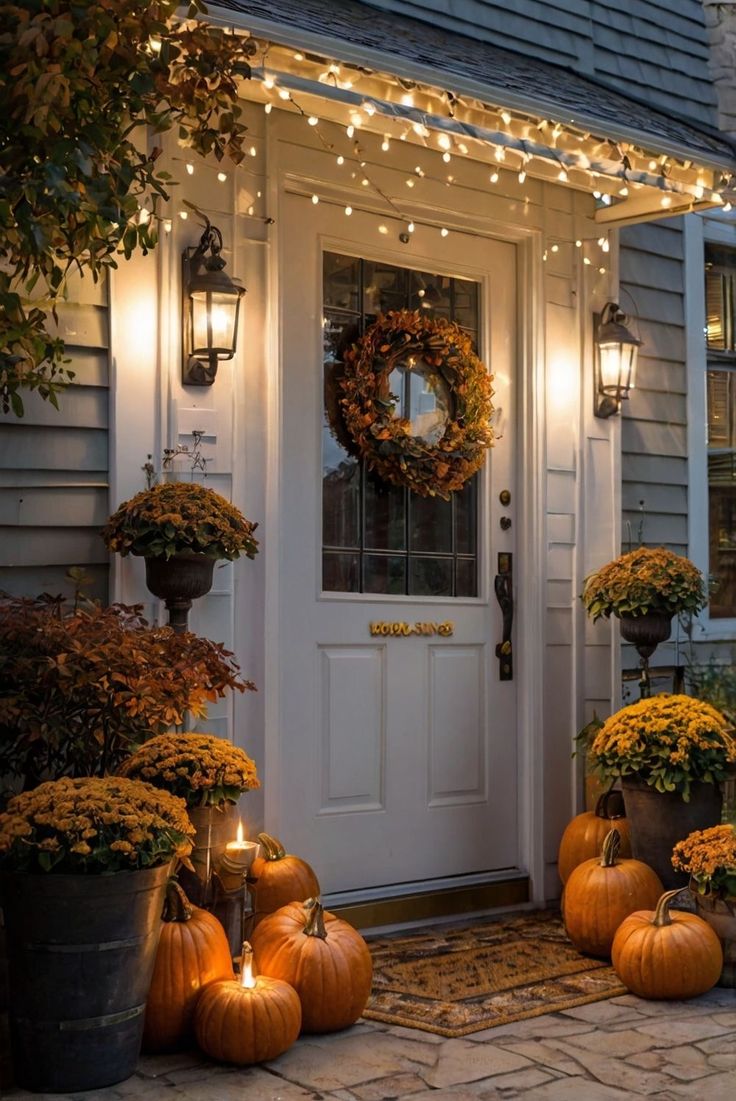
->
<box><xmin>362</xmin><ymin>909</ymin><xmax>625</xmax><ymax>1037</ymax></box>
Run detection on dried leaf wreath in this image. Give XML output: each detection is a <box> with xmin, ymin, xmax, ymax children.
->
<box><xmin>339</xmin><ymin>309</ymin><xmax>494</xmax><ymax>499</ymax></box>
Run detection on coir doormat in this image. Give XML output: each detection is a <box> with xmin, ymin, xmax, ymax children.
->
<box><xmin>362</xmin><ymin>909</ymin><xmax>626</xmax><ymax>1038</ymax></box>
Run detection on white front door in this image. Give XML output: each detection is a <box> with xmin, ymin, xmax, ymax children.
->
<box><xmin>275</xmin><ymin>192</ymin><xmax>519</xmax><ymax>898</ymax></box>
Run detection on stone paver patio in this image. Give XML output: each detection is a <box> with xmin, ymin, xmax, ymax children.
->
<box><xmin>4</xmin><ymin>988</ymin><xmax>735</xmax><ymax>1100</ymax></box>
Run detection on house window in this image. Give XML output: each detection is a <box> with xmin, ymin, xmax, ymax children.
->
<box><xmin>321</xmin><ymin>252</ymin><xmax>480</xmax><ymax>596</ymax></box>
<box><xmin>705</xmin><ymin>244</ymin><xmax>736</xmax><ymax>617</ymax></box>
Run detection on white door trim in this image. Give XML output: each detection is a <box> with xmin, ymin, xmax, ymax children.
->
<box><xmin>263</xmin><ymin>117</ymin><xmax>546</xmax><ymax>902</ymax></box>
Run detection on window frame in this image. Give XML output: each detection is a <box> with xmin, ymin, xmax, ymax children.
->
<box><xmin>686</xmin><ymin>213</ymin><xmax>736</xmax><ymax>639</ymax></box>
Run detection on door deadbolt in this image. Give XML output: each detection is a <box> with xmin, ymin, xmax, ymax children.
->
<box><xmin>499</xmin><ymin>489</ymin><xmax>511</xmax><ymax>506</ymax></box>
<box><xmin>500</xmin><ymin>516</ymin><xmax>512</xmax><ymax>530</ymax></box>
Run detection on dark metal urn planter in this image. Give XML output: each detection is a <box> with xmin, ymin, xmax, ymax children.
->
<box><xmin>1</xmin><ymin>862</ymin><xmax>171</xmax><ymax>1092</ymax></box>
<box><xmin>620</xmin><ymin>777</ymin><xmax>723</xmax><ymax>889</ymax></box>
<box><xmin>619</xmin><ymin>612</ymin><xmax>673</xmax><ymax>697</ymax></box>
<box><xmin>144</xmin><ymin>552</ymin><xmax>215</xmax><ymax>633</ymax></box>
<box><xmin>692</xmin><ymin>890</ymin><xmax>736</xmax><ymax>987</ymax></box>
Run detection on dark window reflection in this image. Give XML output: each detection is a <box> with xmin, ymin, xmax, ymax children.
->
<box><xmin>322</xmin><ymin>252</ymin><xmax>482</xmax><ymax>596</ymax></box>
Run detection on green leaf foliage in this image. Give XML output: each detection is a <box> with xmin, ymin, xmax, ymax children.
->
<box><xmin>0</xmin><ymin>0</ymin><xmax>254</xmax><ymax>415</ymax></box>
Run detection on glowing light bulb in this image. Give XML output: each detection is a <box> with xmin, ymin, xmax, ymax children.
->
<box><xmin>346</xmin><ymin>125</ymin><xmax>355</xmax><ymax>139</ymax></box>
<box><xmin>440</xmin><ymin>227</ymin><xmax>449</xmax><ymax>237</ymax></box>
<box><xmin>278</xmin><ymin>89</ymin><xmax>290</xmax><ymax>101</ymax></box>
<box><xmin>345</xmin><ymin>205</ymin><xmax>353</xmax><ymax>216</ymax></box>
<box><xmin>185</xmin><ymin>163</ymin><xmax>194</xmax><ymax>175</ymax></box>
<box><xmin>249</xmin><ymin>147</ymin><xmax>257</xmax><ymax>157</ymax></box>
<box><xmin>575</xmin><ymin>240</ymin><xmax>582</xmax><ymax>248</ymax></box>
<box><xmin>437</xmin><ymin>134</ymin><xmax>452</xmax><ymax>151</ymax></box>
<box><xmin>618</xmin><ymin>185</ymin><xmax>628</xmax><ymax>196</ymax></box>
<box><xmin>660</xmin><ymin>195</ymin><xmax>672</xmax><ymax>208</ymax></box>
<box><xmin>518</xmin><ymin>169</ymin><xmax>527</xmax><ymax>184</ymax></box>
<box><xmin>378</xmin><ymin>224</ymin><xmax>388</xmax><ymax>234</ymax></box>
<box><xmin>381</xmin><ymin>137</ymin><xmax>390</xmax><ymax>151</ymax></box>
<box><xmin>307</xmin><ymin>116</ymin><xmax>319</xmax><ymax>126</ymax></box>
<box><xmin>311</xmin><ymin>194</ymin><xmax>319</xmax><ymax>204</ymax></box>
<box><xmin>551</xmin><ymin>244</ymin><xmax>559</xmax><ymax>253</ymax></box>
<box><xmin>262</xmin><ymin>76</ymin><xmax>275</xmax><ymax>90</ymax></box>
<box><xmin>362</xmin><ymin>102</ymin><xmax>376</xmax><ymax>116</ymax></box>
<box><xmin>163</xmin><ymin>219</ymin><xmax>172</xmax><ymax>233</ymax></box>
<box><xmin>179</xmin><ymin>210</ymin><xmax>188</xmax><ymax>220</ymax></box>
<box><xmin>501</xmin><ymin>110</ymin><xmax>512</xmax><ymax>125</ymax></box>
<box><xmin>495</xmin><ymin>147</ymin><xmax>505</xmax><ymax>162</ymax></box>
<box><xmin>407</xmin><ymin>221</ymin><xmax>415</xmax><ymax>233</ymax></box>
<box><xmin>217</xmin><ymin>172</ymin><xmax>227</xmax><ymax>182</ymax></box>
<box><xmin>442</xmin><ymin>151</ymin><xmax>451</xmax><ymax>163</ymax></box>
<box><xmin>583</xmin><ymin>256</ymin><xmax>592</xmax><ymax>265</ymax></box>
<box><xmin>336</xmin><ymin>155</ymin><xmax>344</xmax><ymax>165</ymax></box>
<box><xmin>264</xmin><ymin>103</ymin><xmax>272</xmax><ymax>114</ymax></box>
<box><xmin>558</xmin><ymin>168</ymin><xmax>568</xmax><ymax>182</ymax></box>
<box><xmin>406</xmin><ymin>178</ymin><xmax>415</xmax><ymax>188</ymax></box>
<box><xmin>489</xmin><ymin>170</ymin><xmax>499</xmax><ymax>183</ymax></box>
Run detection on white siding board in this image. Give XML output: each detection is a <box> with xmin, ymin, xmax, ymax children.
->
<box><xmin>0</xmin><ymin>487</ymin><xmax>108</xmax><ymax>527</ymax></box>
<box><xmin>0</xmin><ymin>528</ymin><xmax>108</xmax><ymax>568</ymax></box>
<box><xmin>0</xmin><ymin>426</ymin><xmax>108</xmax><ymax>471</ymax></box>
<box><xmin>0</xmin><ymin>564</ymin><xmax>108</xmax><ymax>602</ymax></box>
<box><xmin>628</xmin><ymin>389</ymin><xmax>686</xmax><ymax>424</ymax></box>
<box><xmin>622</xmin><ymin>419</ymin><xmax>688</xmax><ymax>458</ymax></box>
<box><xmin>0</xmin><ymin>387</ymin><xmax>108</xmax><ymax>430</ymax></box>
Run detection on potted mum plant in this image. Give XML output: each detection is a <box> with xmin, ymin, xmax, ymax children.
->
<box><xmin>119</xmin><ymin>731</ymin><xmax>261</xmax><ymax>906</ymax></box>
<box><xmin>102</xmin><ymin>481</ymin><xmax>259</xmax><ymax>631</ymax></box>
<box><xmin>672</xmin><ymin>824</ymin><xmax>736</xmax><ymax>987</ymax></box>
<box><xmin>582</xmin><ymin>547</ymin><xmax>706</xmax><ymax>688</ymax></box>
<box><xmin>0</xmin><ymin>595</ymin><xmax>251</xmax><ymax>795</ymax></box>
<box><xmin>588</xmin><ymin>694</ymin><xmax>736</xmax><ymax>887</ymax></box>
<box><xmin>0</xmin><ymin>776</ymin><xmax>194</xmax><ymax>1092</ymax></box>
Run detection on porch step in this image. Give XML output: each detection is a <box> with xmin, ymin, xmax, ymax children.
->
<box><xmin>329</xmin><ymin>875</ymin><xmax>529</xmax><ymax>931</ymax></box>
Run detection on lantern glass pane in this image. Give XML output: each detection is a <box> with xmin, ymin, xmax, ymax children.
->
<box><xmin>598</xmin><ymin>342</ymin><xmax>624</xmax><ymax>393</ymax></box>
<box><xmin>191</xmin><ymin>290</ymin><xmax>238</xmax><ymax>355</ymax></box>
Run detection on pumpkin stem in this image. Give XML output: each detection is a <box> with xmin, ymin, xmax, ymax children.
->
<box><xmin>595</xmin><ymin>789</ymin><xmax>625</xmax><ymax>820</ymax></box>
<box><xmin>162</xmin><ymin>879</ymin><xmax>193</xmax><ymax>923</ymax></box>
<box><xmin>302</xmin><ymin>897</ymin><xmax>328</xmax><ymax>940</ymax></box>
<box><xmin>239</xmin><ymin>941</ymin><xmax>257</xmax><ymax>988</ymax></box>
<box><xmin>652</xmin><ymin>888</ymin><xmax>686</xmax><ymax>928</ymax></box>
<box><xmin>256</xmin><ymin>833</ymin><xmax>287</xmax><ymax>861</ymax></box>
<box><xmin>600</xmin><ymin>828</ymin><xmax>621</xmax><ymax>867</ymax></box>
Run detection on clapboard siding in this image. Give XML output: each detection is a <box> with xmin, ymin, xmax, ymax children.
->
<box><xmin>620</xmin><ymin>217</ymin><xmax>689</xmax><ymax>554</ymax></box>
<box><xmin>363</xmin><ymin>1</ymin><xmax>718</xmax><ymax>126</ymax></box>
<box><xmin>0</xmin><ymin>284</ymin><xmax>110</xmax><ymax>602</ymax></box>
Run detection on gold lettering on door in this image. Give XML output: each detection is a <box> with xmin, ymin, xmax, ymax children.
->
<box><xmin>369</xmin><ymin>621</ymin><xmax>454</xmax><ymax>637</ymax></box>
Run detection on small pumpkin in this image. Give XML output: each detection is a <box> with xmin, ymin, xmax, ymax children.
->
<box><xmin>250</xmin><ymin>832</ymin><xmax>320</xmax><ymax>926</ymax></box>
<box><xmin>563</xmin><ymin>828</ymin><xmax>663</xmax><ymax>958</ymax></box>
<box><xmin>251</xmin><ymin>896</ymin><xmax>373</xmax><ymax>1032</ymax></box>
<box><xmin>558</xmin><ymin>790</ymin><xmax>632</xmax><ymax>884</ymax></box>
<box><xmin>612</xmin><ymin>888</ymin><xmax>723</xmax><ymax>999</ymax></box>
<box><xmin>194</xmin><ymin>942</ymin><xmax>302</xmax><ymax>1065</ymax></box>
<box><xmin>144</xmin><ymin>880</ymin><xmax>234</xmax><ymax>1052</ymax></box>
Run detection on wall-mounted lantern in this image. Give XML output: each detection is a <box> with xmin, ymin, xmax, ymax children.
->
<box><xmin>594</xmin><ymin>302</ymin><xmax>642</xmax><ymax>418</ymax></box>
<box><xmin>182</xmin><ymin>220</ymin><xmax>246</xmax><ymax>386</ymax></box>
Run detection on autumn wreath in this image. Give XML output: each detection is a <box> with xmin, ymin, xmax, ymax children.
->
<box><xmin>339</xmin><ymin>309</ymin><xmax>494</xmax><ymax>498</ymax></box>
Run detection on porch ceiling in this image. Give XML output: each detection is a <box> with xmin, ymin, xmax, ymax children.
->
<box><xmin>212</xmin><ymin>0</ymin><xmax>736</xmax><ymax>224</ymax></box>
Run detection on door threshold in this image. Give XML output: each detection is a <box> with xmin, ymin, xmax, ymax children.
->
<box><xmin>327</xmin><ymin>874</ymin><xmax>530</xmax><ymax>932</ymax></box>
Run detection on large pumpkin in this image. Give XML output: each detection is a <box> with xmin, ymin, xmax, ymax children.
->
<box><xmin>144</xmin><ymin>880</ymin><xmax>234</xmax><ymax>1052</ymax></box>
<box><xmin>563</xmin><ymin>828</ymin><xmax>663</xmax><ymax>958</ymax></box>
<box><xmin>251</xmin><ymin>897</ymin><xmax>373</xmax><ymax>1032</ymax></box>
<box><xmin>195</xmin><ymin>942</ymin><xmax>301</xmax><ymax>1065</ymax></box>
<box><xmin>612</xmin><ymin>888</ymin><xmax>723</xmax><ymax>999</ymax></box>
<box><xmin>558</xmin><ymin>790</ymin><xmax>632</xmax><ymax>884</ymax></box>
<box><xmin>250</xmin><ymin>833</ymin><xmax>320</xmax><ymax>926</ymax></box>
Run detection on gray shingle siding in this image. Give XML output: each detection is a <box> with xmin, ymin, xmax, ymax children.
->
<box><xmin>360</xmin><ymin>1</ymin><xmax>719</xmax><ymax>127</ymax></box>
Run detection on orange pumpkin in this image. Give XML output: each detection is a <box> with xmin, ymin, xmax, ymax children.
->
<box><xmin>251</xmin><ymin>897</ymin><xmax>373</xmax><ymax>1032</ymax></box>
<box><xmin>558</xmin><ymin>790</ymin><xmax>632</xmax><ymax>884</ymax></box>
<box><xmin>563</xmin><ymin>828</ymin><xmax>663</xmax><ymax>958</ymax></box>
<box><xmin>250</xmin><ymin>833</ymin><xmax>320</xmax><ymax>926</ymax></box>
<box><xmin>144</xmin><ymin>880</ymin><xmax>234</xmax><ymax>1052</ymax></box>
<box><xmin>612</xmin><ymin>888</ymin><xmax>723</xmax><ymax>999</ymax></box>
<box><xmin>195</xmin><ymin>942</ymin><xmax>301</xmax><ymax>1065</ymax></box>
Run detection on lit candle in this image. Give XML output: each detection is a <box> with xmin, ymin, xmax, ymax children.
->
<box><xmin>218</xmin><ymin>820</ymin><xmax>260</xmax><ymax>891</ymax></box>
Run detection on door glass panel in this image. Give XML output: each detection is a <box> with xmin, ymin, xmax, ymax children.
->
<box><xmin>322</xmin><ymin>252</ymin><xmax>482</xmax><ymax>595</ymax></box>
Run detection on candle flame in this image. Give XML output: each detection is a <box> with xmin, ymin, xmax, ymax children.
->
<box><xmin>236</xmin><ymin>819</ymin><xmax>244</xmax><ymax>845</ymax></box>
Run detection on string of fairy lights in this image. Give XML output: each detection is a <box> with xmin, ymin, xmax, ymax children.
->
<box><xmin>142</xmin><ymin>36</ymin><xmax>735</xmax><ymax>272</ymax></box>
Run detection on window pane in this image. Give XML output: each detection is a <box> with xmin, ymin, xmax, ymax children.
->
<box><xmin>410</xmin><ymin>493</ymin><xmax>452</xmax><ymax>553</ymax></box>
<box><xmin>364</xmin><ymin>475</ymin><xmax>405</xmax><ymax>550</ymax></box>
<box><xmin>708</xmin><ymin>370</ymin><xmax>732</xmax><ymax>448</ymax></box>
<box><xmin>456</xmin><ymin>558</ymin><xmax>477</xmax><ymax>597</ymax></box>
<box><xmin>455</xmin><ymin>478</ymin><xmax>477</xmax><ymax>555</ymax></box>
<box><xmin>323</xmin><ymin>445</ymin><xmax>360</xmax><ymax>548</ymax></box>
<box><xmin>709</xmin><ymin>485</ymin><xmax>736</xmax><ymax>617</ymax></box>
<box><xmin>409</xmin><ymin>556</ymin><xmax>454</xmax><ymax>596</ymax></box>
<box><xmin>324</xmin><ymin>254</ymin><xmax>360</xmax><ymax>311</ymax></box>
<box><xmin>363</xmin><ymin>554</ymin><xmax>406</xmax><ymax>594</ymax></box>
<box><xmin>706</xmin><ymin>271</ymin><xmax>726</xmax><ymax>350</ymax></box>
<box><xmin>323</xmin><ymin>551</ymin><xmax>360</xmax><ymax>592</ymax></box>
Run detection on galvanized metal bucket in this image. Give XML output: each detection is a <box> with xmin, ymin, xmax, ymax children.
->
<box><xmin>0</xmin><ymin>862</ymin><xmax>170</xmax><ymax>1092</ymax></box>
